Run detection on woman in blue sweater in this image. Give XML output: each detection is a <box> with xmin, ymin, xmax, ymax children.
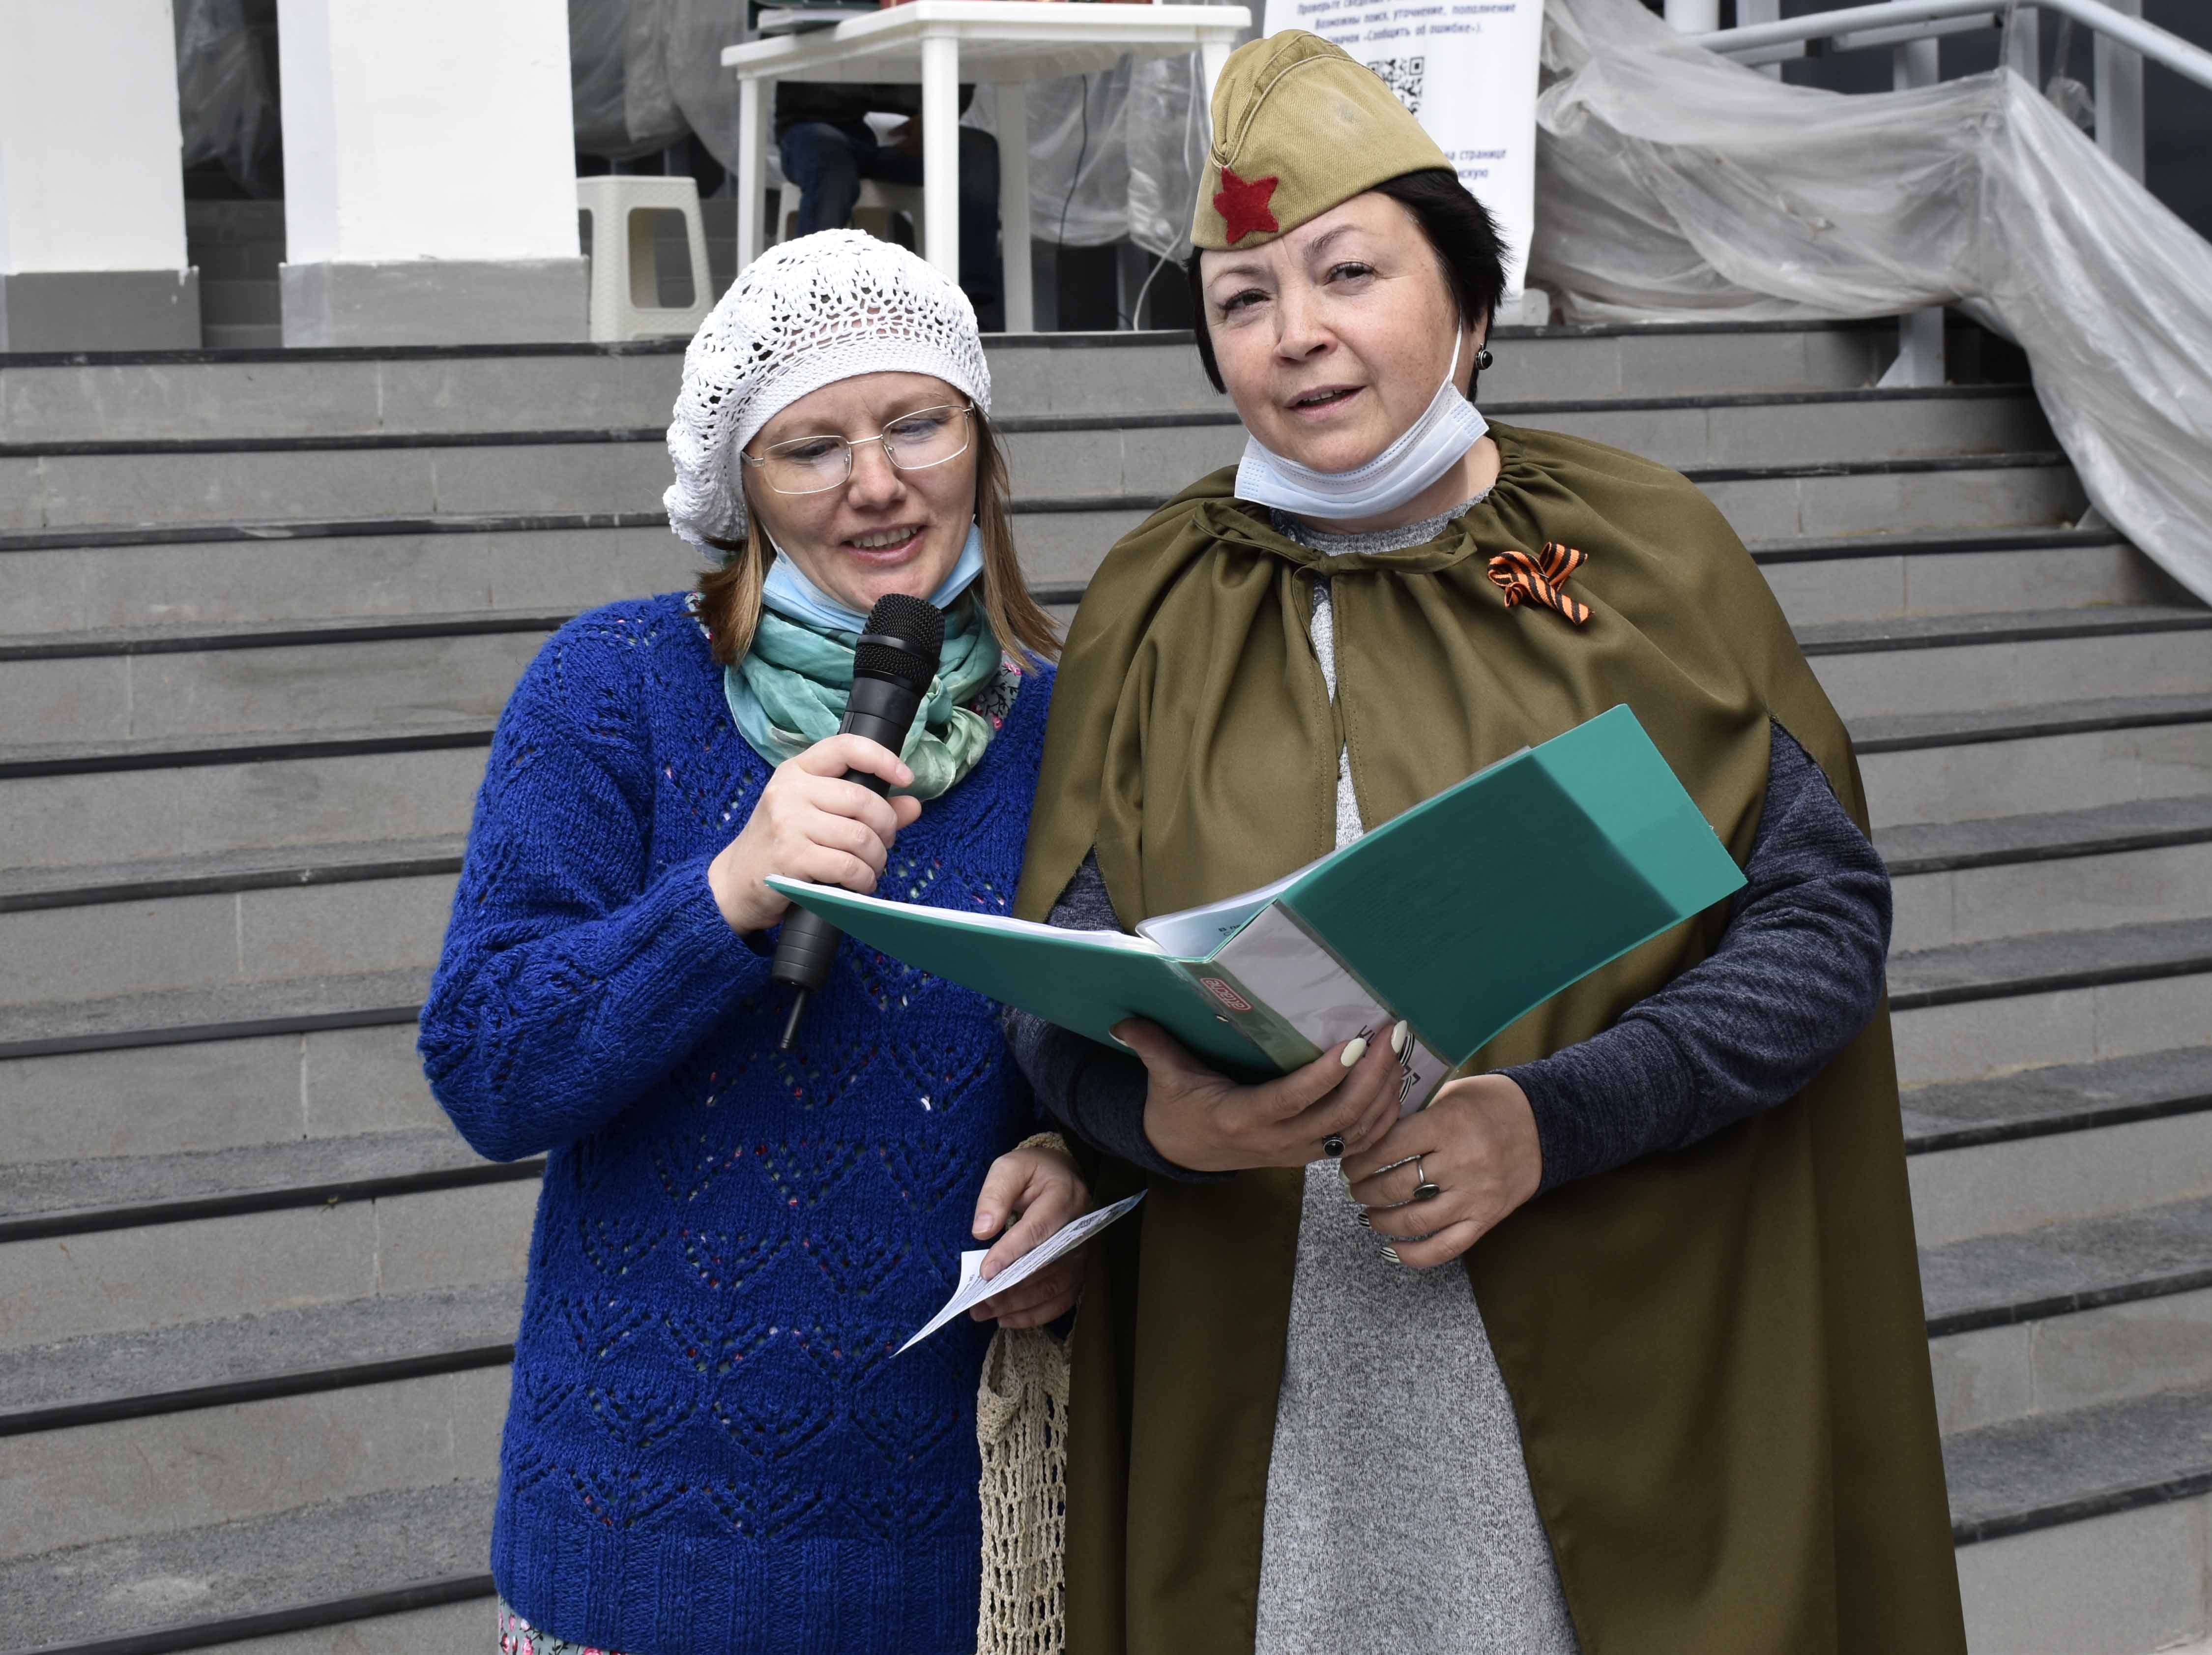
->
<box><xmin>419</xmin><ymin>231</ymin><xmax>1078</xmax><ymax>1655</ymax></box>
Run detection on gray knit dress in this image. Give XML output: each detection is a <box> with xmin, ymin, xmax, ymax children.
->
<box><xmin>1251</xmin><ymin>503</ymin><xmax>1582</xmax><ymax>1655</ymax></box>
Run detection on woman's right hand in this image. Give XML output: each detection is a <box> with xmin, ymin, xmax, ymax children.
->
<box><xmin>707</xmin><ymin>734</ymin><xmax>924</xmax><ymax>934</ymax></box>
<box><xmin>1114</xmin><ymin>1018</ymin><xmax>1410</xmax><ymax>1173</ymax></box>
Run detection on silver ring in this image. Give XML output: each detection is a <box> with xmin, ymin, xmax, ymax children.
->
<box><xmin>1412</xmin><ymin>1154</ymin><xmax>1442</xmax><ymax>1203</ymax></box>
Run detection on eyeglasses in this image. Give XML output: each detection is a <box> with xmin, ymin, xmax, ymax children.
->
<box><xmin>740</xmin><ymin>403</ymin><xmax>975</xmax><ymax>496</ymax></box>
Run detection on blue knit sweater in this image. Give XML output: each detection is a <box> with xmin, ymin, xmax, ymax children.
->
<box><xmin>419</xmin><ymin>591</ymin><xmax>1052</xmax><ymax>1655</ymax></box>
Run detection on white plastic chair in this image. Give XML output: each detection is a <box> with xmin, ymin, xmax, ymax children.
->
<box><xmin>577</xmin><ymin>176</ymin><xmax>714</xmax><ymax>342</ymax></box>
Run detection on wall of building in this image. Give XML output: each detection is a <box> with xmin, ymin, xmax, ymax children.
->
<box><xmin>275</xmin><ymin>0</ymin><xmax>578</xmax><ymax>265</ymax></box>
<box><xmin>0</xmin><ymin>0</ymin><xmax>188</xmax><ymax>275</ymax></box>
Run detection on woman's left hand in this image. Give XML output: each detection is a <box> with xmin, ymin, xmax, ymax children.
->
<box><xmin>967</xmin><ymin>1144</ymin><xmax>1090</xmax><ymax>1329</ymax></box>
<box><xmin>1340</xmin><ymin>1073</ymin><xmax>1544</xmax><ymax>1268</ymax></box>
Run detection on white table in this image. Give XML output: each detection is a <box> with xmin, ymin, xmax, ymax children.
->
<box><xmin>724</xmin><ymin>1</ymin><xmax>1252</xmax><ymax>330</ymax></box>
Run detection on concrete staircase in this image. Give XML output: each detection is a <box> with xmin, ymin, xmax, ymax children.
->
<box><xmin>183</xmin><ymin>203</ymin><xmax>286</xmax><ymax>353</ymax></box>
<box><xmin>1</xmin><ymin>321</ymin><xmax>2208</xmax><ymax>1654</ymax></box>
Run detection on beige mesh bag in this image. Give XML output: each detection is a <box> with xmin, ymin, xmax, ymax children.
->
<box><xmin>974</xmin><ymin>1136</ymin><xmax>1074</xmax><ymax>1655</ymax></box>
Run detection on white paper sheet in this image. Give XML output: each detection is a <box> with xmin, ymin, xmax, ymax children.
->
<box><xmin>899</xmin><ymin>1191</ymin><xmax>1147</xmax><ymax>1355</ymax></box>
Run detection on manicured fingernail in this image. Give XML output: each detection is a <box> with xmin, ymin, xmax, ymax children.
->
<box><xmin>1391</xmin><ymin>1020</ymin><xmax>1410</xmax><ymax>1056</ymax></box>
<box><xmin>1380</xmin><ymin>1245</ymin><xmax>1401</xmax><ymax>1265</ymax></box>
<box><xmin>1340</xmin><ymin>1036</ymin><xmax>1368</xmax><ymax>1068</ymax></box>
<box><xmin>1356</xmin><ymin>1211</ymin><xmax>1371</xmax><ymax>1229</ymax></box>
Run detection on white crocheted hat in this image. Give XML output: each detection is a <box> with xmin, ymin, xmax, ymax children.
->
<box><xmin>664</xmin><ymin>229</ymin><xmax>993</xmax><ymax>555</ymax></box>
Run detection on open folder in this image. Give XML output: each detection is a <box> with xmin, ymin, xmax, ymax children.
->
<box><xmin>768</xmin><ymin>705</ymin><xmax>1747</xmax><ymax>1110</ymax></box>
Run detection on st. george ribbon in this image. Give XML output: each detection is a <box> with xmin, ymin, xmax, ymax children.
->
<box><xmin>772</xmin><ymin>591</ymin><xmax>944</xmax><ymax>1050</ymax></box>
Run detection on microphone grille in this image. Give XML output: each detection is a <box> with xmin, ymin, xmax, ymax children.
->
<box><xmin>855</xmin><ymin>592</ymin><xmax>944</xmax><ymax>683</ymax></box>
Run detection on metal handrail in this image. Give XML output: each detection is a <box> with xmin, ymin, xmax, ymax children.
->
<box><xmin>1689</xmin><ymin>0</ymin><xmax>2212</xmax><ymax>93</ymax></box>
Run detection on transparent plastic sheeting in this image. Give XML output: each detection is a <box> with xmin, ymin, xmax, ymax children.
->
<box><xmin>174</xmin><ymin>0</ymin><xmax>279</xmax><ymax>196</ymax></box>
<box><xmin>965</xmin><ymin>48</ymin><xmax>1220</xmax><ymax>256</ymax></box>
<box><xmin>1531</xmin><ymin>0</ymin><xmax>2212</xmax><ymax>605</ymax></box>
<box><xmin>571</xmin><ymin>0</ymin><xmax>753</xmax><ymax>163</ymax></box>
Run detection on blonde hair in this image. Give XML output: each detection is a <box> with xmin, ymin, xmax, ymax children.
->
<box><xmin>694</xmin><ymin>409</ymin><xmax>1059</xmax><ymax>670</ymax></box>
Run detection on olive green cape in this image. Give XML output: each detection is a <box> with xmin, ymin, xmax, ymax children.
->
<box><xmin>1013</xmin><ymin>424</ymin><xmax>1966</xmax><ymax>1654</ymax></box>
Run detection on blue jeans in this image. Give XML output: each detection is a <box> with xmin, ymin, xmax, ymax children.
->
<box><xmin>778</xmin><ymin>119</ymin><xmax>1002</xmax><ymax>327</ymax></box>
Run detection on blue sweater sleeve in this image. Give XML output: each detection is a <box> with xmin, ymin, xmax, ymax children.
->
<box><xmin>1506</xmin><ymin>722</ymin><xmax>1893</xmax><ymax>1190</ymax></box>
<box><xmin>418</xmin><ymin>626</ymin><xmax>772</xmax><ymax>1162</ymax></box>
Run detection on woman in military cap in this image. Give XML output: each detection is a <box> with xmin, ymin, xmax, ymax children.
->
<box><xmin>1006</xmin><ymin>30</ymin><xmax>1965</xmax><ymax>1655</ymax></box>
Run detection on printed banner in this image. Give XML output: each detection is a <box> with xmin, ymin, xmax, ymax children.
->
<box><xmin>1259</xmin><ymin>0</ymin><xmax>1546</xmax><ymax>294</ymax></box>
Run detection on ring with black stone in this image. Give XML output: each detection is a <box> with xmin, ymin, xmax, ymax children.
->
<box><xmin>1412</xmin><ymin>1153</ymin><xmax>1442</xmax><ymax>1202</ymax></box>
<box><xmin>1322</xmin><ymin>1133</ymin><xmax>1346</xmax><ymax>1158</ymax></box>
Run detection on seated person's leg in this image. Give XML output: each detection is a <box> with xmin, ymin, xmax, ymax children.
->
<box><xmin>957</xmin><ymin>126</ymin><xmax>1003</xmax><ymax>327</ymax></box>
<box><xmin>776</xmin><ymin>121</ymin><xmax>866</xmax><ymax>236</ymax></box>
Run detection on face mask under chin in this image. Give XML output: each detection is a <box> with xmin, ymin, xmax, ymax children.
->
<box><xmin>1233</xmin><ymin>332</ymin><xmax>1488</xmax><ymax>522</ymax></box>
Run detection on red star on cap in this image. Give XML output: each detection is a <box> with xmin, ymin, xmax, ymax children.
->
<box><xmin>1213</xmin><ymin>167</ymin><xmax>1280</xmax><ymax>245</ymax></box>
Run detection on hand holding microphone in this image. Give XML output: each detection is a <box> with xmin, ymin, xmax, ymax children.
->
<box><xmin>704</xmin><ymin>593</ymin><xmax>945</xmax><ymax>1048</ymax></box>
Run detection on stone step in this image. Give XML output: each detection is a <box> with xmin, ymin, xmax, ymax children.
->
<box><xmin>0</xmin><ymin>1125</ymin><xmax>525</xmax><ymax>1243</ymax></box>
<box><xmin>0</xmin><ymin>615</ymin><xmax>554</xmax><ymax>748</ymax></box>
<box><xmin>0</xmin><ymin>968</ymin><xmax>428</xmax><ymax>1064</ymax></box>
<box><xmin>9</xmin><ymin>781</ymin><xmax>2199</xmax><ymax>1016</ymax></box>
<box><xmin>0</xmin><ymin>320</ymin><xmax>1900</xmax><ymax>444</ymax></box>
<box><xmin>0</xmin><ymin>858</ymin><xmax>459</xmax><ymax>1011</ymax></box>
<box><xmin>0</xmin><ymin>1137</ymin><xmax>533</xmax><ymax>1355</ymax></box>
<box><xmin>16</xmin><ymin>593</ymin><xmax>2197</xmax><ymax>758</ymax></box>
<box><xmin>201</xmin><ymin>322</ymin><xmax>286</xmax><ymax>352</ymax></box>
<box><xmin>1910</xmin><ymin>1076</ymin><xmax>2212</xmax><ymax>1247</ymax></box>
<box><xmin>197</xmin><ymin>278</ymin><xmax>282</xmax><ymax>328</ymax></box>
<box><xmin>3</xmin><ymin>1020</ymin><xmax>435</xmax><ymax>1167</ymax></box>
<box><xmin>1903</xmin><ymin>1044</ymin><xmax>2212</xmax><ymax>1158</ymax></box>
<box><xmin>1012</xmin><ymin>456</ymin><xmax>2087</xmax><ymax>591</ymax></box>
<box><xmin>11</xmin><ymin>759</ymin><xmax>2200</xmax><ymax>1016</ymax></box>
<box><xmin>0</xmin><ymin>733</ymin><xmax>490</xmax><ymax>873</ymax></box>
<box><xmin>3</xmin><ymin>517</ymin><xmax>2149</xmax><ymax>643</ymax></box>
<box><xmin>1</xmin><ymin>719</ymin><xmax>2203</xmax><ymax>1022</ymax></box>
<box><xmin>0</xmin><ymin>833</ymin><xmax>466</xmax><ymax>915</ymax></box>
<box><xmin>1948</xmin><ymin>1386</ymin><xmax>2212</xmax><ymax>1654</ymax></box>
<box><xmin>1881</xmin><ymin>798</ymin><xmax>2212</xmax><ymax>953</ymax></box>
<box><xmin>1924</xmin><ymin>1183</ymin><xmax>2212</xmax><ymax>1435</ymax></box>
<box><xmin>0</xmin><ymin>1281</ymin><xmax>521</xmax><ymax>1438</ymax></box>
<box><xmin>1755</xmin><ymin>528</ymin><xmax>2188</xmax><ymax>627</ymax></box>
<box><xmin>0</xmin><ymin>410</ymin><xmax>2082</xmax><ymax>536</ymax></box>
<box><xmin>1888</xmin><ymin>916</ymin><xmax>2212</xmax><ymax>1087</ymax></box>
<box><xmin>0</xmin><ymin>689</ymin><xmax>2203</xmax><ymax>937</ymax></box>
<box><xmin>0</xmin><ymin>1480</ymin><xmax>495</xmax><ymax>1655</ymax></box>
<box><xmin>1801</xmin><ymin>605</ymin><xmax>2212</xmax><ymax>722</ymax></box>
<box><xmin>0</xmin><ymin>1351</ymin><xmax>507</xmax><ymax>1566</ymax></box>
<box><xmin>1854</xmin><ymin>691</ymin><xmax>2212</xmax><ymax>827</ymax></box>
<box><xmin>12</xmin><ymin>1047</ymin><xmax>2193</xmax><ymax>1426</ymax></box>
<box><xmin>2</xmin><ymin>515</ymin><xmax>701</xmax><ymax>637</ymax></box>
<box><xmin>0</xmin><ymin>1263</ymin><xmax>2188</xmax><ymax>1651</ymax></box>
<box><xmin>994</xmin><ymin>385</ymin><xmax>2053</xmax><ymax>501</ymax></box>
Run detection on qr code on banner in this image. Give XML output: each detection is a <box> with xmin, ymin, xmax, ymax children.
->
<box><xmin>1368</xmin><ymin>56</ymin><xmax>1426</xmax><ymax>115</ymax></box>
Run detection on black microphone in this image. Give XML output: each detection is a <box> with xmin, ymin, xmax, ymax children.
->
<box><xmin>772</xmin><ymin>591</ymin><xmax>945</xmax><ymax>1050</ymax></box>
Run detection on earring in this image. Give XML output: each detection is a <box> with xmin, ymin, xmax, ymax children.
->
<box><xmin>1476</xmin><ymin>347</ymin><xmax>1495</xmax><ymax>372</ymax></box>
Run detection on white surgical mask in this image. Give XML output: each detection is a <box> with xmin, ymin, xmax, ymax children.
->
<box><xmin>1233</xmin><ymin>332</ymin><xmax>1488</xmax><ymax>522</ymax></box>
<box><xmin>758</xmin><ymin>522</ymin><xmax>987</xmax><ymax>633</ymax></box>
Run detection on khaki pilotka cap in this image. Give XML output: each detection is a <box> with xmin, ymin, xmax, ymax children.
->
<box><xmin>1190</xmin><ymin>30</ymin><xmax>1455</xmax><ymax>252</ymax></box>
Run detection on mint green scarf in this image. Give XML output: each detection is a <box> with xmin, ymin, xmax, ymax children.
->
<box><xmin>724</xmin><ymin>594</ymin><xmax>1006</xmax><ymax>799</ymax></box>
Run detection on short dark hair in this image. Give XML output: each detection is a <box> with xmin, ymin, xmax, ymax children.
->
<box><xmin>1183</xmin><ymin>169</ymin><xmax>1509</xmax><ymax>396</ymax></box>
